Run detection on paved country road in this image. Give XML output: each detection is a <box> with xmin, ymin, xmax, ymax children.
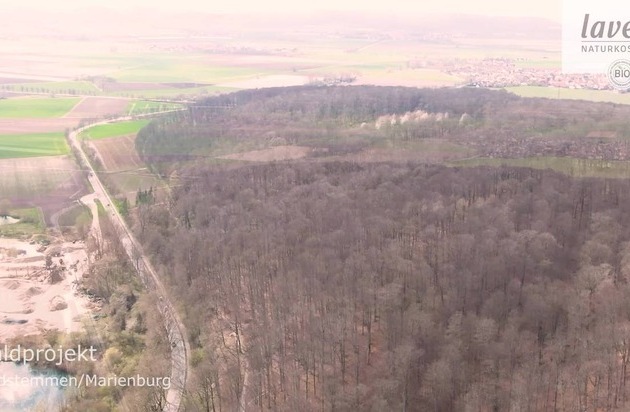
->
<box><xmin>68</xmin><ymin>112</ymin><xmax>190</xmax><ymax>412</ymax></box>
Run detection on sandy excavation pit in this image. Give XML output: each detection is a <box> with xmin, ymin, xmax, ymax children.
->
<box><xmin>0</xmin><ymin>237</ymin><xmax>96</xmax><ymax>340</ymax></box>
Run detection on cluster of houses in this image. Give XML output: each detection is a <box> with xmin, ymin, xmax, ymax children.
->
<box><xmin>441</xmin><ymin>58</ymin><xmax>611</xmax><ymax>90</ymax></box>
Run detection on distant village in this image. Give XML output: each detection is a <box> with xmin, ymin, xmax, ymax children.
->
<box><xmin>436</xmin><ymin>58</ymin><xmax>611</xmax><ymax>90</ymax></box>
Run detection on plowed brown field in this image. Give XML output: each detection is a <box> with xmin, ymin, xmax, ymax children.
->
<box><xmin>0</xmin><ymin>156</ymin><xmax>85</xmax><ymax>224</ymax></box>
<box><xmin>91</xmin><ymin>134</ymin><xmax>142</xmax><ymax>170</ymax></box>
<box><xmin>0</xmin><ymin>118</ymin><xmax>79</xmax><ymax>134</ymax></box>
<box><xmin>62</xmin><ymin>97</ymin><xmax>129</xmax><ymax>119</ymax></box>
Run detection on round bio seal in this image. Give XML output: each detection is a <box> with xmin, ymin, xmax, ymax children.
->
<box><xmin>608</xmin><ymin>59</ymin><xmax>630</xmax><ymax>90</ymax></box>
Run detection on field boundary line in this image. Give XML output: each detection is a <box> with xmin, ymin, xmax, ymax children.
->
<box><xmin>62</xmin><ymin>97</ymin><xmax>87</xmax><ymax>118</ymax></box>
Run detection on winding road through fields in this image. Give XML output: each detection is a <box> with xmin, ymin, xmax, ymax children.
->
<box><xmin>68</xmin><ymin>114</ymin><xmax>190</xmax><ymax>412</ymax></box>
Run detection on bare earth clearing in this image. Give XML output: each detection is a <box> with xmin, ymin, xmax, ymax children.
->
<box><xmin>0</xmin><ymin>237</ymin><xmax>94</xmax><ymax>339</ymax></box>
<box><xmin>339</xmin><ymin>147</ymin><xmax>474</xmax><ymax>163</ymax></box>
<box><xmin>62</xmin><ymin>97</ymin><xmax>129</xmax><ymax>119</ymax></box>
<box><xmin>218</xmin><ymin>145</ymin><xmax>313</xmax><ymax>161</ymax></box>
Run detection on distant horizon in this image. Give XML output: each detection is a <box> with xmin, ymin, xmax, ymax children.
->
<box><xmin>7</xmin><ymin>0</ymin><xmax>562</xmax><ymax>22</ymax></box>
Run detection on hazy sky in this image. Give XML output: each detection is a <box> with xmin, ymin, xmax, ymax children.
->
<box><xmin>10</xmin><ymin>0</ymin><xmax>561</xmax><ymax>20</ymax></box>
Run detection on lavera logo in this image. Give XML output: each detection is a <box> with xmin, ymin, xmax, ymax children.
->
<box><xmin>581</xmin><ymin>15</ymin><xmax>630</xmax><ymax>39</ymax></box>
<box><xmin>563</xmin><ymin>0</ymin><xmax>630</xmax><ymax>78</ymax></box>
<box><xmin>608</xmin><ymin>60</ymin><xmax>630</xmax><ymax>90</ymax></box>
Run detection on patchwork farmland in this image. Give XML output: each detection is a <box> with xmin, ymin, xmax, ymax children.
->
<box><xmin>0</xmin><ymin>92</ymin><xmax>179</xmax><ymax>227</ymax></box>
<box><xmin>0</xmin><ymin>96</ymin><xmax>134</xmax><ymax>134</ymax></box>
<box><xmin>0</xmin><ymin>96</ymin><xmax>136</xmax><ymax>225</ymax></box>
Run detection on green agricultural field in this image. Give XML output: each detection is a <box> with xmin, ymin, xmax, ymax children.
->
<box><xmin>0</xmin><ymin>97</ymin><xmax>80</xmax><ymax>118</ymax></box>
<box><xmin>451</xmin><ymin>156</ymin><xmax>630</xmax><ymax>179</ymax></box>
<box><xmin>127</xmin><ymin>100</ymin><xmax>184</xmax><ymax>115</ymax></box>
<box><xmin>505</xmin><ymin>86</ymin><xmax>630</xmax><ymax>105</ymax></box>
<box><xmin>0</xmin><ymin>133</ymin><xmax>69</xmax><ymax>159</ymax></box>
<box><xmin>80</xmin><ymin>120</ymin><xmax>150</xmax><ymax>140</ymax></box>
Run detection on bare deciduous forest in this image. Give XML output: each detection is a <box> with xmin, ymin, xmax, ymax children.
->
<box><xmin>133</xmin><ymin>86</ymin><xmax>630</xmax><ymax>411</ymax></box>
<box><xmin>136</xmin><ymin>86</ymin><xmax>630</xmax><ymax>172</ymax></box>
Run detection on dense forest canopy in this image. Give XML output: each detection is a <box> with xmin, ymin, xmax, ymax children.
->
<box><xmin>135</xmin><ymin>161</ymin><xmax>630</xmax><ymax>411</ymax></box>
<box><xmin>129</xmin><ymin>85</ymin><xmax>630</xmax><ymax>411</ymax></box>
